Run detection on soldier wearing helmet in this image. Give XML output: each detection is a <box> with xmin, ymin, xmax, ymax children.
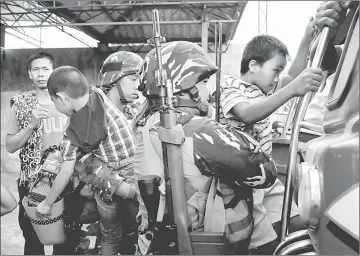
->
<box><xmin>138</xmin><ymin>41</ymin><xmax>218</xmax><ymax>119</ymax></box>
<box><xmin>134</xmin><ymin>41</ymin><xmax>278</xmax><ymax>255</ymax></box>
<box><xmin>97</xmin><ymin>51</ymin><xmax>146</xmax><ymax>125</ymax></box>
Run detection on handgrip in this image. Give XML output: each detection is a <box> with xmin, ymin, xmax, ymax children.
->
<box><xmin>279</xmin><ymin>26</ymin><xmax>331</xmax><ymax>241</ymax></box>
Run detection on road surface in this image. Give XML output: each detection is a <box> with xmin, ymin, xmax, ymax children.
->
<box><xmin>1</xmin><ymin>146</ymin><xmax>52</xmax><ymax>255</ymax></box>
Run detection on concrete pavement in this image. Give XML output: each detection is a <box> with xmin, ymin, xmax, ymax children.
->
<box><xmin>1</xmin><ymin>146</ymin><xmax>52</xmax><ymax>255</ymax></box>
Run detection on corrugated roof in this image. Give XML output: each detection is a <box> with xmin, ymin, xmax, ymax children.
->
<box><xmin>1</xmin><ymin>1</ymin><xmax>247</xmax><ymax>52</ymax></box>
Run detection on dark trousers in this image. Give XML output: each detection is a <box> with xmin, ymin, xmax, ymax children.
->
<box><xmin>17</xmin><ymin>180</ymin><xmax>75</xmax><ymax>255</ymax></box>
<box><xmin>118</xmin><ymin>198</ymin><xmax>139</xmax><ymax>255</ymax></box>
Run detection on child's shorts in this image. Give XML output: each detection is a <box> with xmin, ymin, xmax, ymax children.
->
<box><xmin>249</xmin><ymin>178</ymin><xmax>299</xmax><ymax>249</ymax></box>
<box><xmin>262</xmin><ymin>178</ymin><xmax>299</xmax><ymax>223</ymax></box>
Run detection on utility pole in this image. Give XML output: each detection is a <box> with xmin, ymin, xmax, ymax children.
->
<box><xmin>258</xmin><ymin>1</ymin><xmax>268</xmax><ymax>35</ymax></box>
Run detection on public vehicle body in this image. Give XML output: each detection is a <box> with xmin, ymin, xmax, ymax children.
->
<box><xmin>273</xmin><ymin>4</ymin><xmax>359</xmax><ymax>255</ymax></box>
<box><xmin>73</xmin><ymin>4</ymin><xmax>359</xmax><ymax>256</ymax></box>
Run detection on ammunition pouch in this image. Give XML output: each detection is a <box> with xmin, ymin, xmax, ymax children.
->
<box><xmin>74</xmin><ymin>153</ymin><xmax>125</xmax><ymax>203</ymax></box>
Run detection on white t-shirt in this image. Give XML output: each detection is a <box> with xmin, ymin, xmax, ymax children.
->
<box><xmin>39</xmin><ymin>103</ymin><xmax>68</xmax><ymax>150</ymax></box>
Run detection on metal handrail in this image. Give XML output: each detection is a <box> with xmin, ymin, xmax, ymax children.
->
<box><xmin>281</xmin><ymin>97</ymin><xmax>300</xmax><ymax>138</ymax></box>
<box><xmin>278</xmin><ymin>26</ymin><xmax>331</xmax><ymax>243</ymax></box>
<box><xmin>279</xmin><ymin>32</ymin><xmax>323</xmax><ymax>139</ymax></box>
<box><xmin>278</xmin><ymin>239</ymin><xmax>315</xmax><ymax>255</ymax></box>
<box><xmin>273</xmin><ymin>229</ymin><xmax>311</xmax><ymax>253</ymax></box>
<box><xmin>215</xmin><ymin>21</ymin><xmax>223</xmax><ymax>122</ymax></box>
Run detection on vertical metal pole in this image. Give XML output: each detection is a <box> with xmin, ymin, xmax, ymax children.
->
<box><xmin>258</xmin><ymin>1</ymin><xmax>260</xmax><ymax>35</ymax></box>
<box><xmin>215</xmin><ymin>22</ymin><xmax>222</xmax><ymax>122</ymax></box>
<box><xmin>152</xmin><ymin>9</ymin><xmax>193</xmax><ymax>255</ymax></box>
<box><xmin>265</xmin><ymin>1</ymin><xmax>268</xmax><ymax>34</ymax></box>
<box><xmin>0</xmin><ymin>23</ymin><xmax>5</xmax><ymax>49</ymax></box>
<box><xmin>39</xmin><ymin>27</ymin><xmax>42</xmax><ymax>48</ymax></box>
<box><xmin>258</xmin><ymin>1</ymin><xmax>268</xmax><ymax>35</ymax></box>
<box><xmin>201</xmin><ymin>5</ymin><xmax>208</xmax><ymax>52</ymax></box>
<box><xmin>281</xmin><ymin>97</ymin><xmax>300</xmax><ymax>138</ymax></box>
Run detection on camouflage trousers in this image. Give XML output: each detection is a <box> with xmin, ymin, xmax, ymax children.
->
<box><xmin>92</xmin><ymin>190</ymin><xmax>139</xmax><ymax>255</ymax></box>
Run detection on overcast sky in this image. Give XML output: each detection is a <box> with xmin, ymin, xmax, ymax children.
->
<box><xmin>232</xmin><ymin>1</ymin><xmax>322</xmax><ymax>58</ymax></box>
<box><xmin>5</xmin><ymin>1</ymin><xmax>322</xmax><ymax>56</ymax></box>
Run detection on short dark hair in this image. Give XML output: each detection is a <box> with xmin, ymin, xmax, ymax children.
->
<box><xmin>47</xmin><ymin>66</ymin><xmax>89</xmax><ymax>99</ymax></box>
<box><xmin>28</xmin><ymin>52</ymin><xmax>56</xmax><ymax>70</ymax></box>
<box><xmin>240</xmin><ymin>35</ymin><xmax>289</xmax><ymax>74</ymax></box>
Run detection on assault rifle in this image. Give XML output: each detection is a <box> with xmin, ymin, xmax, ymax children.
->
<box><xmin>138</xmin><ymin>9</ymin><xmax>193</xmax><ymax>255</ymax></box>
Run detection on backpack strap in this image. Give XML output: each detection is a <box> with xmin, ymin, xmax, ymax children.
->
<box><xmin>176</xmin><ymin>113</ymin><xmax>194</xmax><ymax>127</ymax></box>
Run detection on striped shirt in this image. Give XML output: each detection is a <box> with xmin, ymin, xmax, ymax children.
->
<box><xmin>61</xmin><ymin>88</ymin><xmax>136</xmax><ymax>168</ymax></box>
<box><xmin>219</xmin><ymin>75</ymin><xmax>273</xmax><ymax>155</ymax></box>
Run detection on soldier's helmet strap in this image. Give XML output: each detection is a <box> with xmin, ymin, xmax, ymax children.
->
<box><xmin>110</xmin><ymin>70</ymin><xmax>138</xmax><ymax>103</ymax></box>
<box><xmin>116</xmin><ymin>82</ymin><xmax>128</xmax><ymax>103</ymax></box>
<box><xmin>188</xmin><ymin>87</ymin><xmax>209</xmax><ymax>116</ymax></box>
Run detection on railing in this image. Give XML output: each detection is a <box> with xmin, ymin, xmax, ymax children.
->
<box><xmin>274</xmin><ymin>26</ymin><xmax>331</xmax><ymax>255</ymax></box>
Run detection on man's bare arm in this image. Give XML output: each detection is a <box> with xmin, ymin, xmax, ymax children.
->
<box><xmin>6</xmin><ymin>105</ymin><xmax>50</xmax><ymax>153</ymax></box>
<box><xmin>6</xmin><ymin>128</ymin><xmax>37</xmax><ymax>154</ymax></box>
<box><xmin>43</xmin><ymin>159</ymin><xmax>76</xmax><ymax>206</ymax></box>
<box><xmin>1</xmin><ymin>184</ymin><xmax>17</xmax><ymax>216</ymax></box>
<box><xmin>5</xmin><ymin>108</ymin><xmax>33</xmax><ymax>153</ymax></box>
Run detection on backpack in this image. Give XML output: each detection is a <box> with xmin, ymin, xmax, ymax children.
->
<box><xmin>177</xmin><ymin>114</ymin><xmax>277</xmax><ymax>189</ymax></box>
<box><xmin>177</xmin><ymin>114</ymin><xmax>277</xmax><ymax>253</ymax></box>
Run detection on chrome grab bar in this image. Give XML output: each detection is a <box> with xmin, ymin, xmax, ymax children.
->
<box><xmin>278</xmin><ymin>26</ymin><xmax>331</xmax><ymax>243</ymax></box>
<box><xmin>278</xmin><ymin>239</ymin><xmax>315</xmax><ymax>255</ymax></box>
<box><xmin>215</xmin><ymin>21</ymin><xmax>223</xmax><ymax>122</ymax></box>
<box><xmin>281</xmin><ymin>97</ymin><xmax>300</xmax><ymax>138</ymax></box>
<box><xmin>273</xmin><ymin>229</ymin><xmax>311</xmax><ymax>254</ymax></box>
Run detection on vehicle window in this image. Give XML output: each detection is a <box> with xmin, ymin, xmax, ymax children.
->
<box><xmin>327</xmin><ymin>11</ymin><xmax>359</xmax><ymax>110</ymax></box>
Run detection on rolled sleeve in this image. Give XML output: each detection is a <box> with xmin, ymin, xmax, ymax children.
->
<box><xmin>61</xmin><ymin>134</ymin><xmax>78</xmax><ymax>161</ymax></box>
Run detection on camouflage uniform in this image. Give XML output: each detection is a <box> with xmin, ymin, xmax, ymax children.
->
<box><xmin>135</xmin><ymin>41</ymin><xmax>277</xmax><ymax>254</ymax></box>
<box><xmin>138</xmin><ymin>41</ymin><xmax>218</xmax><ymax>116</ymax></box>
<box><xmin>92</xmin><ymin>51</ymin><xmax>144</xmax><ymax>254</ymax></box>
<box><xmin>98</xmin><ymin>51</ymin><xmax>143</xmax><ymax>97</ymax></box>
<box><xmin>97</xmin><ymin>51</ymin><xmax>145</xmax><ymax>130</ymax></box>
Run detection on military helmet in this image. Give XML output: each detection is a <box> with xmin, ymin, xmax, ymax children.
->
<box><xmin>98</xmin><ymin>51</ymin><xmax>143</xmax><ymax>95</ymax></box>
<box><xmin>138</xmin><ymin>41</ymin><xmax>219</xmax><ymax>97</ymax></box>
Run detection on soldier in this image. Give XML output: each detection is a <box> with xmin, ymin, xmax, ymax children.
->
<box><xmin>134</xmin><ymin>41</ymin><xmax>278</xmax><ymax>254</ymax></box>
<box><xmin>97</xmin><ymin>51</ymin><xmax>146</xmax><ymax>131</ymax></box>
<box><xmin>96</xmin><ymin>50</ymin><xmax>145</xmax><ymax>254</ymax></box>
